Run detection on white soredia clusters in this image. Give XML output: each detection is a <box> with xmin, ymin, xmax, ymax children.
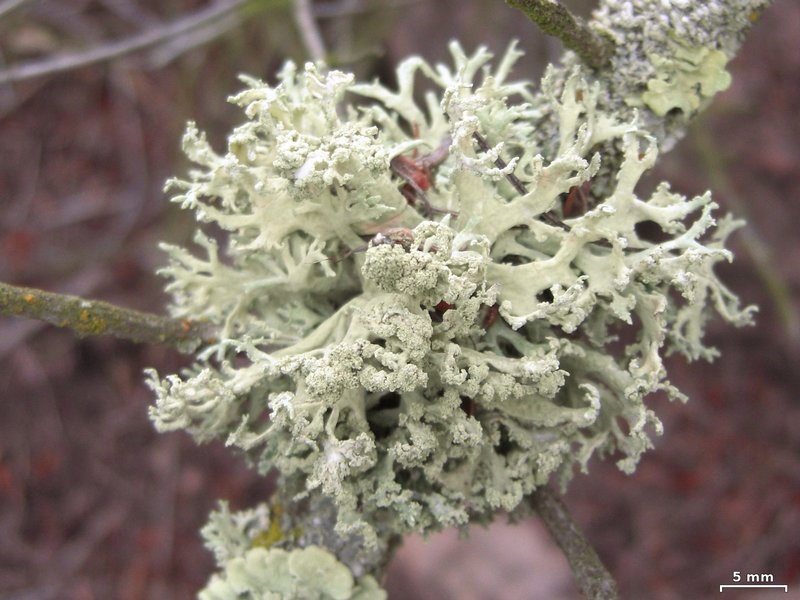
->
<box><xmin>145</xmin><ymin>42</ymin><xmax>754</xmax><ymax>596</ymax></box>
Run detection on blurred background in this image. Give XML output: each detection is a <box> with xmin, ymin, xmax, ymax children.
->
<box><xmin>0</xmin><ymin>1</ymin><xmax>798</xmax><ymax>598</ymax></box>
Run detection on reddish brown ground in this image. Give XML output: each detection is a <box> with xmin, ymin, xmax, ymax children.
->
<box><xmin>1</xmin><ymin>1</ymin><xmax>798</xmax><ymax>599</ymax></box>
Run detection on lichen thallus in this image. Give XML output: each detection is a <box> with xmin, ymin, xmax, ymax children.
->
<box><xmin>319</xmin><ymin>130</ymin><xmax>605</xmax><ymax>267</ymax></box>
<box><xmin>471</xmin><ymin>131</ymin><xmax>574</xmax><ymax>231</ymax></box>
<box><xmin>321</xmin><ymin>133</ymin><xmax>452</xmax><ymax>264</ymax></box>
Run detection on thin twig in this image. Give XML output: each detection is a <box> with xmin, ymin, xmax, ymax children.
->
<box><xmin>146</xmin><ymin>12</ymin><xmax>240</xmax><ymax>68</ymax></box>
<box><xmin>0</xmin><ymin>269</ymin><xmax>106</xmax><ymax>360</ymax></box>
<box><xmin>472</xmin><ymin>132</ymin><xmax>570</xmax><ymax>231</ymax></box>
<box><xmin>505</xmin><ymin>0</ymin><xmax>615</xmax><ymax>70</ymax></box>
<box><xmin>472</xmin><ymin>131</ymin><xmax>528</xmax><ymax>196</ymax></box>
<box><xmin>0</xmin><ymin>0</ymin><xmax>30</xmax><ymax>19</ymax></box>
<box><xmin>0</xmin><ymin>281</ymin><xmax>215</xmax><ymax>351</ymax></box>
<box><xmin>0</xmin><ymin>0</ymin><xmax>247</xmax><ymax>85</ymax></box>
<box><xmin>312</xmin><ymin>0</ymin><xmax>423</xmax><ymax>19</ymax></box>
<box><xmin>292</xmin><ymin>0</ymin><xmax>326</xmax><ymax>63</ymax></box>
<box><xmin>530</xmin><ymin>488</ymin><xmax>619</xmax><ymax>600</ymax></box>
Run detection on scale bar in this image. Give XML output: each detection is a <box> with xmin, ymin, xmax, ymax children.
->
<box><xmin>720</xmin><ymin>584</ymin><xmax>788</xmax><ymax>592</ymax></box>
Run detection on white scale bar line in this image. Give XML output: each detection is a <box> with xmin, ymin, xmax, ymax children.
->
<box><xmin>719</xmin><ymin>584</ymin><xmax>788</xmax><ymax>591</ymax></box>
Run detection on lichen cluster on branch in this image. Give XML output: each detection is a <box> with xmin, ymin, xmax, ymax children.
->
<box><xmin>555</xmin><ymin>0</ymin><xmax>771</xmax><ymax>154</ymax></box>
<box><xmin>146</xmin><ymin>42</ymin><xmax>754</xmax><ymax>597</ymax></box>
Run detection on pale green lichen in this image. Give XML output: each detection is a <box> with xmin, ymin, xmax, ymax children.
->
<box><xmin>146</xmin><ymin>41</ymin><xmax>754</xmax><ymax>594</ymax></box>
<box><xmin>640</xmin><ymin>42</ymin><xmax>732</xmax><ymax>116</ymax></box>
<box><xmin>555</xmin><ymin>0</ymin><xmax>772</xmax><ymax>154</ymax></box>
<box><xmin>199</xmin><ymin>545</ymin><xmax>385</xmax><ymax>600</ymax></box>
<box><xmin>201</xmin><ymin>501</ymin><xmax>272</xmax><ymax>565</ymax></box>
<box><xmin>199</xmin><ymin>502</ymin><xmax>385</xmax><ymax>600</ymax></box>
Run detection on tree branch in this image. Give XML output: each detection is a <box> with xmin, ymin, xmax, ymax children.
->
<box><xmin>506</xmin><ymin>0</ymin><xmax>614</xmax><ymax>70</ymax></box>
<box><xmin>0</xmin><ymin>0</ymin><xmax>248</xmax><ymax>85</ymax></box>
<box><xmin>0</xmin><ymin>0</ymin><xmax>30</xmax><ymax>19</ymax></box>
<box><xmin>292</xmin><ymin>0</ymin><xmax>327</xmax><ymax>62</ymax></box>
<box><xmin>507</xmin><ymin>0</ymin><xmax>772</xmax><ymax>197</ymax></box>
<box><xmin>0</xmin><ymin>281</ymin><xmax>215</xmax><ymax>351</ymax></box>
<box><xmin>312</xmin><ymin>0</ymin><xmax>423</xmax><ymax>20</ymax></box>
<box><xmin>530</xmin><ymin>488</ymin><xmax>619</xmax><ymax>600</ymax></box>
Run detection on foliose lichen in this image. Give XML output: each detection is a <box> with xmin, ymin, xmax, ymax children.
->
<box><xmin>145</xmin><ymin>41</ymin><xmax>754</xmax><ymax>595</ymax></box>
<box><xmin>566</xmin><ymin>0</ymin><xmax>771</xmax><ymax>153</ymax></box>
<box><xmin>639</xmin><ymin>41</ymin><xmax>732</xmax><ymax>117</ymax></box>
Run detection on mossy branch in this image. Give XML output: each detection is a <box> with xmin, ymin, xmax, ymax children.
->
<box><xmin>505</xmin><ymin>0</ymin><xmax>614</xmax><ymax>70</ymax></box>
<box><xmin>0</xmin><ymin>281</ymin><xmax>215</xmax><ymax>352</ymax></box>
<box><xmin>530</xmin><ymin>488</ymin><xmax>619</xmax><ymax>600</ymax></box>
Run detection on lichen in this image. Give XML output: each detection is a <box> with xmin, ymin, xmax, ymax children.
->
<box><xmin>199</xmin><ymin>546</ymin><xmax>385</xmax><ymax>600</ymax></box>
<box><xmin>552</xmin><ymin>0</ymin><xmax>773</xmax><ymax>154</ymax></box>
<box><xmin>146</xmin><ymin>41</ymin><xmax>754</xmax><ymax>595</ymax></box>
<box><xmin>640</xmin><ymin>42</ymin><xmax>732</xmax><ymax>117</ymax></box>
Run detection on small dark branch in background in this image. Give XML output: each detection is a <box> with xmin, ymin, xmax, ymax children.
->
<box><xmin>0</xmin><ymin>0</ymin><xmax>249</xmax><ymax>85</ymax></box>
<box><xmin>312</xmin><ymin>0</ymin><xmax>424</xmax><ymax>19</ymax></box>
<box><xmin>0</xmin><ymin>0</ymin><xmax>30</xmax><ymax>19</ymax></box>
<box><xmin>0</xmin><ymin>281</ymin><xmax>215</xmax><ymax>351</ymax></box>
<box><xmin>505</xmin><ymin>0</ymin><xmax>614</xmax><ymax>70</ymax></box>
<box><xmin>292</xmin><ymin>0</ymin><xmax>327</xmax><ymax>62</ymax></box>
<box><xmin>530</xmin><ymin>487</ymin><xmax>619</xmax><ymax>600</ymax></box>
